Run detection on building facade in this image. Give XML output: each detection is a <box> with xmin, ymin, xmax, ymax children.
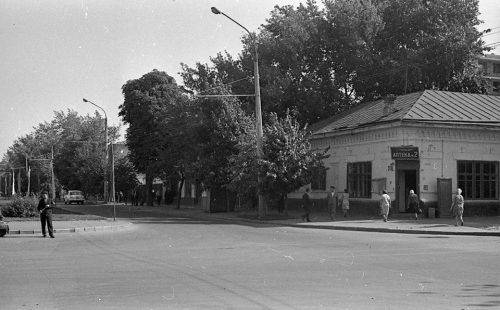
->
<box><xmin>477</xmin><ymin>54</ymin><xmax>500</xmax><ymax>96</ymax></box>
<box><xmin>289</xmin><ymin>90</ymin><xmax>500</xmax><ymax>216</ymax></box>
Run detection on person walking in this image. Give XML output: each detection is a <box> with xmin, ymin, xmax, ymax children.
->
<box><xmin>408</xmin><ymin>189</ymin><xmax>420</xmax><ymax>220</ymax></box>
<box><xmin>450</xmin><ymin>188</ymin><xmax>465</xmax><ymax>226</ymax></box>
<box><xmin>301</xmin><ymin>188</ymin><xmax>313</xmax><ymax>222</ymax></box>
<box><xmin>380</xmin><ymin>190</ymin><xmax>391</xmax><ymax>222</ymax></box>
<box><xmin>341</xmin><ymin>189</ymin><xmax>350</xmax><ymax>218</ymax></box>
<box><xmin>37</xmin><ymin>193</ymin><xmax>55</xmax><ymax>238</ymax></box>
<box><xmin>326</xmin><ymin>186</ymin><xmax>337</xmax><ymax>220</ymax></box>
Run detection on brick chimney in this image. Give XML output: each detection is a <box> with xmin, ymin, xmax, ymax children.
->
<box><xmin>383</xmin><ymin>94</ymin><xmax>397</xmax><ymax>115</ymax></box>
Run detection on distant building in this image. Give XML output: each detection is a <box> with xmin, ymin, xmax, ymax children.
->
<box><xmin>289</xmin><ymin>90</ymin><xmax>500</xmax><ymax>217</ymax></box>
<box><xmin>477</xmin><ymin>54</ymin><xmax>500</xmax><ymax>96</ymax></box>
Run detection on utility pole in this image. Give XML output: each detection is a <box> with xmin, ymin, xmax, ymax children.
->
<box><xmin>104</xmin><ymin>118</ymin><xmax>108</xmax><ymax>202</ymax></box>
<box><xmin>11</xmin><ymin>168</ymin><xmax>15</xmax><ymax>196</ymax></box>
<box><xmin>17</xmin><ymin>168</ymin><xmax>21</xmax><ymax>195</ymax></box>
<box><xmin>26</xmin><ymin>157</ymin><xmax>31</xmax><ymax>196</ymax></box>
<box><xmin>404</xmin><ymin>65</ymin><xmax>408</xmax><ymax>94</ymax></box>
<box><xmin>51</xmin><ymin>146</ymin><xmax>56</xmax><ymax>201</ymax></box>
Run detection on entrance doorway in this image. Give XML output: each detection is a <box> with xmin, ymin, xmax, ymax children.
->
<box><xmin>395</xmin><ymin>161</ymin><xmax>420</xmax><ymax>212</ymax></box>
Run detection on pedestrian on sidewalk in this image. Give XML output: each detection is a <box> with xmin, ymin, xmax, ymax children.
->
<box><xmin>340</xmin><ymin>189</ymin><xmax>349</xmax><ymax>218</ymax></box>
<box><xmin>450</xmin><ymin>188</ymin><xmax>464</xmax><ymax>226</ymax></box>
<box><xmin>37</xmin><ymin>193</ymin><xmax>55</xmax><ymax>238</ymax></box>
<box><xmin>408</xmin><ymin>189</ymin><xmax>420</xmax><ymax>220</ymax></box>
<box><xmin>301</xmin><ymin>188</ymin><xmax>312</xmax><ymax>222</ymax></box>
<box><xmin>326</xmin><ymin>186</ymin><xmax>337</xmax><ymax>220</ymax></box>
<box><xmin>156</xmin><ymin>190</ymin><xmax>162</xmax><ymax>206</ymax></box>
<box><xmin>380</xmin><ymin>190</ymin><xmax>391</xmax><ymax>222</ymax></box>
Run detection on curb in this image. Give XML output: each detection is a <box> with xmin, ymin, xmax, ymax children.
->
<box><xmin>287</xmin><ymin>223</ymin><xmax>500</xmax><ymax>236</ymax></box>
<box><xmin>175</xmin><ymin>212</ymin><xmax>500</xmax><ymax>237</ymax></box>
<box><xmin>5</xmin><ymin>223</ymin><xmax>132</xmax><ymax>235</ymax></box>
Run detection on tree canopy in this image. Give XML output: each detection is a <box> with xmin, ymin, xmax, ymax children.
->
<box><xmin>181</xmin><ymin>0</ymin><xmax>488</xmax><ymax>126</ymax></box>
<box><xmin>227</xmin><ymin>111</ymin><xmax>328</xmax><ymax>211</ymax></box>
<box><xmin>4</xmin><ymin>110</ymin><xmax>120</xmax><ymax>197</ymax></box>
<box><xmin>119</xmin><ymin>70</ymin><xmax>192</xmax><ymax>205</ymax></box>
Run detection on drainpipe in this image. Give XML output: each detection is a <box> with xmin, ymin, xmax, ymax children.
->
<box><xmin>441</xmin><ymin>139</ymin><xmax>444</xmax><ymax>178</ymax></box>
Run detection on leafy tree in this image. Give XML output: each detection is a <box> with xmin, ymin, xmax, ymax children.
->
<box><xmin>354</xmin><ymin>0</ymin><xmax>487</xmax><ymax>99</ymax></box>
<box><xmin>228</xmin><ymin>111</ymin><xmax>328</xmax><ymax>212</ymax></box>
<box><xmin>181</xmin><ymin>0</ymin><xmax>488</xmax><ymax>128</ymax></box>
<box><xmin>113</xmin><ymin>155</ymin><xmax>138</xmax><ymax>200</ymax></box>
<box><xmin>5</xmin><ymin>110</ymin><xmax>118</xmax><ymax>198</ymax></box>
<box><xmin>157</xmin><ymin>93</ymin><xmax>199</xmax><ymax>209</ymax></box>
<box><xmin>119</xmin><ymin>70</ymin><xmax>190</xmax><ymax>206</ymax></box>
<box><xmin>190</xmin><ymin>90</ymin><xmax>255</xmax><ymax>209</ymax></box>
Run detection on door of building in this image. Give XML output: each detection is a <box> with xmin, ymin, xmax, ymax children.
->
<box><xmin>395</xmin><ymin>161</ymin><xmax>420</xmax><ymax>212</ymax></box>
<box><xmin>437</xmin><ymin>178</ymin><xmax>452</xmax><ymax>218</ymax></box>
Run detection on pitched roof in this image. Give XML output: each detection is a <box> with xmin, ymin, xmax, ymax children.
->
<box><xmin>313</xmin><ymin>90</ymin><xmax>500</xmax><ymax>136</ymax></box>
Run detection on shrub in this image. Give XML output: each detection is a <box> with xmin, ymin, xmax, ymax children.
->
<box><xmin>1</xmin><ymin>196</ymin><xmax>38</xmax><ymax>218</ymax></box>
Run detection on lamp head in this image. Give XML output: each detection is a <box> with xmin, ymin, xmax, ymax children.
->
<box><xmin>83</xmin><ymin>98</ymin><xmax>89</xmax><ymax>103</ymax></box>
<box><xmin>211</xmin><ymin>7</ymin><xmax>221</xmax><ymax>14</ymax></box>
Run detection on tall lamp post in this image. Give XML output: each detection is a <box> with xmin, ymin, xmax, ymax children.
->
<box><xmin>211</xmin><ymin>6</ymin><xmax>265</xmax><ymax>218</ymax></box>
<box><xmin>83</xmin><ymin>98</ymin><xmax>116</xmax><ymax>220</ymax></box>
<box><xmin>83</xmin><ymin>98</ymin><xmax>109</xmax><ymax>203</ymax></box>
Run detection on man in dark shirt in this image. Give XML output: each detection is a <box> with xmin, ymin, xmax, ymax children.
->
<box><xmin>37</xmin><ymin>193</ymin><xmax>55</xmax><ymax>238</ymax></box>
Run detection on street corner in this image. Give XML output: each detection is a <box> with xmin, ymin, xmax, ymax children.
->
<box><xmin>1</xmin><ymin>220</ymin><xmax>134</xmax><ymax>236</ymax></box>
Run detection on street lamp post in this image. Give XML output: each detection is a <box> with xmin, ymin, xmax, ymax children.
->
<box><xmin>110</xmin><ymin>141</ymin><xmax>116</xmax><ymax>220</ymax></box>
<box><xmin>83</xmin><ymin>98</ymin><xmax>116</xmax><ymax>221</ymax></box>
<box><xmin>211</xmin><ymin>6</ymin><xmax>266</xmax><ymax>218</ymax></box>
<box><xmin>83</xmin><ymin>98</ymin><xmax>109</xmax><ymax>203</ymax></box>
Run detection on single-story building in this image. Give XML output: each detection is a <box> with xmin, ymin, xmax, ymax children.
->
<box><xmin>288</xmin><ymin>90</ymin><xmax>500</xmax><ymax>217</ymax></box>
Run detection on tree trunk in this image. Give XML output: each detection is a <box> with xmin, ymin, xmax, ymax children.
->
<box><xmin>176</xmin><ymin>172</ymin><xmax>185</xmax><ymax>209</ymax></box>
<box><xmin>146</xmin><ymin>172</ymin><xmax>153</xmax><ymax>206</ymax></box>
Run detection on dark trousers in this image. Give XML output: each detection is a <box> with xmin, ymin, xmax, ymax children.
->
<box><xmin>40</xmin><ymin>212</ymin><xmax>54</xmax><ymax>237</ymax></box>
<box><xmin>302</xmin><ymin>208</ymin><xmax>311</xmax><ymax>222</ymax></box>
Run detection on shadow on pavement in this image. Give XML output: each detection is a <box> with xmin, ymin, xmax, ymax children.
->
<box><xmin>458</xmin><ymin>284</ymin><xmax>500</xmax><ymax>308</ymax></box>
<box><xmin>131</xmin><ymin>216</ymin><xmax>283</xmax><ymax>229</ymax></box>
<box><xmin>417</xmin><ymin>236</ymin><xmax>450</xmax><ymax>239</ymax></box>
<box><xmin>2</xmin><ymin>235</ymin><xmax>46</xmax><ymax>238</ymax></box>
<box><xmin>419</xmin><ymin>224</ymin><xmax>451</xmax><ymax>228</ymax></box>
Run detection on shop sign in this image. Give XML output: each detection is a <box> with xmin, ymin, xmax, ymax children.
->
<box><xmin>391</xmin><ymin>146</ymin><xmax>419</xmax><ymax>160</ymax></box>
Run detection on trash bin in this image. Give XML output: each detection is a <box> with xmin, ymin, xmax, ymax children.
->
<box><xmin>428</xmin><ymin>207</ymin><xmax>436</xmax><ymax>219</ymax></box>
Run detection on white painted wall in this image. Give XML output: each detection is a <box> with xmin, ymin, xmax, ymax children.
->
<box><xmin>289</xmin><ymin>124</ymin><xmax>500</xmax><ymax>203</ymax></box>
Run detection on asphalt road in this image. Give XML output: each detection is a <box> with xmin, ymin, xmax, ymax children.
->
<box><xmin>1</xmin><ymin>217</ymin><xmax>500</xmax><ymax>309</ymax></box>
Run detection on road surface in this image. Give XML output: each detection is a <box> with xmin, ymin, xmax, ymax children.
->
<box><xmin>1</xmin><ymin>216</ymin><xmax>499</xmax><ymax>309</ymax></box>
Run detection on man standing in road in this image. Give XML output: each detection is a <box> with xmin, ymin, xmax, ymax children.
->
<box><xmin>37</xmin><ymin>193</ymin><xmax>55</xmax><ymax>238</ymax></box>
<box><xmin>326</xmin><ymin>186</ymin><xmax>337</xmax><ymax>220</ymax></box>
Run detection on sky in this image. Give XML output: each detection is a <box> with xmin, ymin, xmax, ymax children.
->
<box><xmin>0</xmin><ymin>0</ymin><xmax>499</xmax><ymax>158</ymax></box>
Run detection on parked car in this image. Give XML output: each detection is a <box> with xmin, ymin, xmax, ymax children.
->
<box><xmin>0</xmin><ymin>214</ymin><xmax>8</xmax><ymax>237</ymax></box>
<box><xmin>64</xmin><ymin>190</ymin><xmax>85</xmax><ymax>205</ymax></box>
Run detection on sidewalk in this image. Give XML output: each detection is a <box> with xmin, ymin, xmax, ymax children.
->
<box><xmin>4</xmin><ymin>219</ymin><xmax>131</xmax><ymax>235</ymax></box>
<box><xmin>1</xmin><ymin>204</ymin><xmax>131</xmax><ymax>235</ymax></box>
<box><xmin>56</xmin><ymin>203</ymin><xmax>500</xmax><ymax>237</ymax></box>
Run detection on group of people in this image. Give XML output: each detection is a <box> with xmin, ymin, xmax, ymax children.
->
<box><xmin>302</xmin><ymin>186</ymin><xmax>465</xmax><ymax>226</ymax></box>
<box><xmin>378</xmin><ymin>189</ymin><xmax>421</xmax><ymax>222</ymax></box>
<box><xmin>379</xmin><ymin>188</ymin><xmax>464</xmax><ymax>226</ymax></box>
<box><xmin>301</xmin><ymin>186</ymin><xmax>350</xmax><ymax>222</ymax></box>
